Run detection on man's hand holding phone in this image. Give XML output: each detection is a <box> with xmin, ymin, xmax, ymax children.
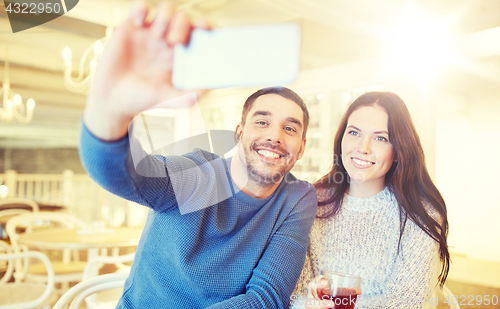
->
<box><xmin>84</xmin><ymin>0</ymin><xmax>209</xmax><ymax>142</ymax></box>
<box><xmin>83</xmin><ymin>0</ymin><xmax>300</xmax><ymax>142</ymax></box>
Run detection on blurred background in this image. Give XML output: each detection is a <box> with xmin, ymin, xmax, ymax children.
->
<box><xmin>1</xmin><ymin>0</ymin><xmax>499</xmax><ymax>306</ymax></box>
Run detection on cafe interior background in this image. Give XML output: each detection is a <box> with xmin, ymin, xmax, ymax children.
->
<box><xmin>0</xmin><ymin>0</ymin><xmax>499</xmax><ymax>307</ymax></box>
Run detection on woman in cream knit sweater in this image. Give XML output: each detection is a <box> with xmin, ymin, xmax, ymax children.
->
<box><xmin>291</xmin><ymin>92</ymin><xmax>450</xmax><ymax>309</ymax></box>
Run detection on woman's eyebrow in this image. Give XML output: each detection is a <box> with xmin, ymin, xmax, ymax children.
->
<box><xmin>347</xmin><ymin>125</ymin><xmax>388</xmax><ymax>134</ymax></box>
<box><xmin>347</xmin><ymin>125</ymin><xmax>361</xmax><ymax>131</ymax></box>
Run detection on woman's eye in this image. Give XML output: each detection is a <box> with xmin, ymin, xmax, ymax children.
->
<box><xmin>375</xmin><ymin>136</ymin><xmax>388</xmax><ymax>142</ymax></box>
<box><xmin>348</xmin><ymin>130</ymin><xmax>359</xmax><ymax>136</ymax></box>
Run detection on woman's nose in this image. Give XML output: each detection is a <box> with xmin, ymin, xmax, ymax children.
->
<box><xmin>357</xmin><ymin>137</ymin><xmax>371</xmax><ymax>154</ymax></box>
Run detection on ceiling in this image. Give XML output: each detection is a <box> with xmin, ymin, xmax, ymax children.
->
<box><xmin>1</xmin><ymin>0</ymin><xmax>500</xmax><ymax>148</ymax></box>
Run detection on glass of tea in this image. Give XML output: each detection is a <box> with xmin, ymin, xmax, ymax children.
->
<box><xmin>312</xmin><ymin>271</ymin><xmax>362</xmax><ymax>309</ymax></box>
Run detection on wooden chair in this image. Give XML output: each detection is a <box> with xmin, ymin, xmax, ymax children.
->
<box><xmin>52</xmin><ymin>273</ymin><xmax>128</xmax><ymax>309</ymax></box>
<box><xmin>0</xmin><ymin>240</ymin><xmax>55</xmax><ymax>309</ymax></box>
<box><xmin>0</xmin><ymin>198</ymin><xmax>39</xmax><ymax>241</ymax></box>
<box><xmin>82</xmin><ymin>252</ymin><xmax>135</xmax><ymax>309</ymax></box>
<box><xmin>0</xmin><ymin>198</ymin><xmax>40</xmax><ymax>212</ymax></box>
<box><xmin>5</xmin><ymin>212</ymin><xmax>87</xmax><ymax>289</ymax></box>
<box><xmin>0</xmin><ymin>209</ymin><xmax>32</xmax><ymax>277</ymax></box>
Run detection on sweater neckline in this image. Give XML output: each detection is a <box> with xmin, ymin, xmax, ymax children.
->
<box><xmin>225</xmin><ymin>157</ymin><xmax>276</xmax><ymax>207</ymax></box>
<box><xmin>342</xmin><ymin>186</ymin><xmax>393</xmax><ymax>211</ymax></box>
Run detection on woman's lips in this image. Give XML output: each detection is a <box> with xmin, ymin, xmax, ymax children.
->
<box><xmin>351</xmin><ymin>157</ymin><xmax>374</xmax><ymax>169</ymax></box>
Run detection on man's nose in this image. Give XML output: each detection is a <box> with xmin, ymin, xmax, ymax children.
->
<box><xmin>266</xmin><ymin>126</ymin><xmax>283</xmax><ymax>144</ymax></box>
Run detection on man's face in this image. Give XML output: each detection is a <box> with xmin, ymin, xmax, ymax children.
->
<box><xmin>236</xmin><ymin>94</ymin><xmax>306</xmax><ymax>185</ymax></box>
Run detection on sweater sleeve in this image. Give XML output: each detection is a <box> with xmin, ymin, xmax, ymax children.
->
<box><xmin>80</xmin><ymin>121</ymin><xmax>234</xmax><ymax>213</ymax></box>
<box><xmin>79</xmin><ymin>121</ymin><xmax>177</xmax><ymax>211</ymax></box>
<box><xmin>358</xmin><ymin>220</ymin><xmax>441</xmax><ymax>309</ymax></box>
<box><xmin>289</xmin><ymin>245</ymin><xmax>315</xmax><ymax>306</ymax></box>
<box><xmin>205</xmin><ymin>187</ymin><xmax>318</xmax><ymax>309</ymax></box>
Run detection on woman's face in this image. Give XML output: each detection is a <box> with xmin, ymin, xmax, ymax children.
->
<box><xmin>341</xmin><ymin>105</ymin><xmax>395</xmax><ymax>193</ymax></box>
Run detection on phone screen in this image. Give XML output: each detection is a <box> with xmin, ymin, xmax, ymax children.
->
<box><xmin>173</xmin><ymin>22</ymin><xmax>301</xmax><ymax>89</ymax></box>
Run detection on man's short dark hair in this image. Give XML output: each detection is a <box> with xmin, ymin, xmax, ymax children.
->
<box><xmin>240</xmin><ymin>87</ymin><xmax>309</xmax><ymax>139</ymax></box>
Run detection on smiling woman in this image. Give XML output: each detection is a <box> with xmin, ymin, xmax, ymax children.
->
<box><xmin>341</xmin><ymin>105</ymin><xmax>396</xmax><ymax>198</ymax></box>
<box><xmin>291</xmin><ymin>91</ymin><xmax>451</xmax><ymax>309</ymax></box>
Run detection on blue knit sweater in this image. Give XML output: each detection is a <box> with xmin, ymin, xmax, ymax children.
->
<box><xmin>79</xmin><ymin>123</ymin><xmax>318</xmax><ymax>309</ymax></box>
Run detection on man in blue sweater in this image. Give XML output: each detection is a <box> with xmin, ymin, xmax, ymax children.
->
<box><xmin>79</xmin><ymin>1</ymin><xmax>317</xmax><ymax>308</ymax></box>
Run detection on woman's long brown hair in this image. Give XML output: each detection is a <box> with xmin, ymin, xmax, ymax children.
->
<box><xmin>315</xmin><ymin>91</ymin><xmax>450</xmax><ymax>286</ymax></box>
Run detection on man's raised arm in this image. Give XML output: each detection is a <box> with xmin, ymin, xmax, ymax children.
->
<box><xmin>83</xmin><ymin>0</ymin><xmax>207</xmax><ymax>141</ymax></box>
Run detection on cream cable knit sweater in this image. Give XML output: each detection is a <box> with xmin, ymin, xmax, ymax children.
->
<box><xmin>290</xmin><ymin>187</ymin><xmax>441</xmax><ymax>309</ymax></box>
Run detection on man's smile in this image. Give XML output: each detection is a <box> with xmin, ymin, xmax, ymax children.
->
<box><xmin>256</xmin><ymin>149</ymin><xmax>284</xmax><ymax>159</ymax></box>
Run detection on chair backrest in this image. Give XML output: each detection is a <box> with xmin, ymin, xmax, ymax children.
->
<box><xmin>52</xmin><ymin>273</ymin><xmax>128</xmax><ymax>309</ymax></box>
<box><xmin>0</xmin><ymin>242</ymin><xmax>55</xmax><ymax>309</ymax></box>
<box><xmin>81</xmin><ymin>252</ymin><xmax>134</xmax><ymax>309</ymax></box>
<box><xmin>0</xmin><ymin>198</ymin><xmax>40</xmax><ymax>212</ymax></box>
<box><xmin>6</xmin><ymin>211</ymin><xmax>85</xmax><ymax>250</ymax></box>
<box><xmin>6</xmin><ymin>211</ymin><xmax>86</xmax><ymax>247</ymax></box>
<box><xmin>83</xmin><ymin>252</ymin><xmax>135</xmax><ymax>280</ymax></box>
<box><xmin>0</xmin><ymin>240</ymin><xmax>14</xmax><ymax>284</ymax></box>
<box><xmin>0</xmin><ymin>199</ymin><xmax>38</xmax><ymax>240</ymax></box>
<box><xmin>0</xmin><ymin>209</ymin><xmax>31</xmax><ymax>239</ymax></box>
<box><xmin>0</xmin><ymin>209</ymin><xmax>32</xmax><ymax>221</ymax></box>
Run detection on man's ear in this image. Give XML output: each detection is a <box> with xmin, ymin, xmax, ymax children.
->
<box><xmin>234</xmin><ymin>124</ymin><xmax>243</xmax><ymax>143</ymax></box>
<box><xmin>297</xmin><ymin>138</ymin><xmax>307</xmax><ymax>161</ymax></box>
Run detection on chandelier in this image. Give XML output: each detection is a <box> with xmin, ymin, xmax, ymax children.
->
<box><xmin>61</xmin><ymin>27</ymin><xmax>113</xmax><ymax>94</ymax></box>
<box><xmin>0</xmin><ymin>60</ymin><xmax>36</xmax><ymax>123</ymax></box>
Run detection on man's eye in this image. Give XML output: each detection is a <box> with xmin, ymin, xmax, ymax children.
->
<box><xmin>256</xmin><ymin>121</ymin><xmax>267</xmax><ymax>126</ymax></box>
<box><xmin>285</xmin><ymin>127</ymin><xmax>296</xmax><ymax>132</ymax></box>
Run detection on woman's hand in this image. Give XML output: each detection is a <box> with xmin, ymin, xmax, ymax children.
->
<box><xmin>304</xmin><ymin>276</ymin><xmax>336</xmax><ymax>309</ymax></box>
<box><xmin>84</xmin><ymin>0</ymin><xmax>209</xmax><ymax>141</ymax></box>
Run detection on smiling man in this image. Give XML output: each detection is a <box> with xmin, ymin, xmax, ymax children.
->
<box><xmin>232</xmin><ymin>90</ymin><xmax>309</xmax><ymax>198</ymax></box>
<box><xmin>79</xmin><ymin>1</ymin><xmax>317</xmax><ymax>308</ymax></box>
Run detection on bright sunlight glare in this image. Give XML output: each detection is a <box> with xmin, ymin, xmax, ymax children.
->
<box><xmin>380</xmin><ymin>7</ymin><xmax>460</xmax><ymax>83</ymax></box>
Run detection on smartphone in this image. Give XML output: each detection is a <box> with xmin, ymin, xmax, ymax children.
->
<box><xmin>172</xmin><ymin>22</ymin><xmax>301</xmax><ymax>89</ymax></box>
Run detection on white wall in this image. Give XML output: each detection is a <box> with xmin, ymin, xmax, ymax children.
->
<box><xmin>435</xmin><ymin>89</ymin><xmax>500</xmax><ymax>262</ymax></box>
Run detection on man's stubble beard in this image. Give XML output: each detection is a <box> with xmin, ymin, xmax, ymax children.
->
<box><xmin>240</xmin><ymin>141</ymin><xmax>295</xmax><ymax>187</ymax></box>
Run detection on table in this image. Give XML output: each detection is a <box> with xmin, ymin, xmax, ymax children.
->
<box><xmin>17</xmin><ymin>227</ymin><xmax>143</xmax><ymax>251</ymax></box>
<box><xmin>18</xmin><ymin>226</ymin><xmax>144</xmax><ymax>278</ymax></box>
<box><xmin>16</xmin><ymin>226</ymin><xmax>143</xmax><ymax>309</ymax></box>
<box><xmin>0</xmin><ymin>203</ymin><xmax>66</xmax><ymax>212</ymax></box>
